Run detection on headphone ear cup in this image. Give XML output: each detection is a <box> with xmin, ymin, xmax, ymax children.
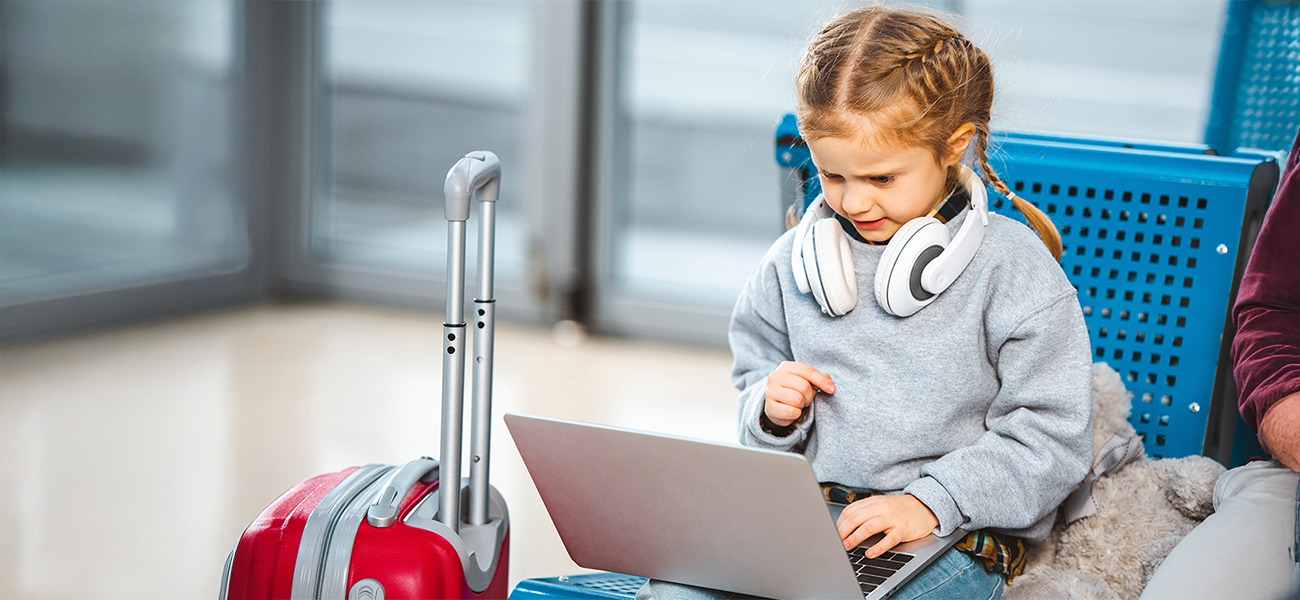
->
<box><xmin>790</xmin><ymin>196</ymin><xmax>833</xmax><ymax>295</ymax></box>
<box><xmin>875</xmin><ymin>217</ymin><xmax>950</xmax><ymax>317</ymax></box>
<box><xmin>806</xmin><ymin>219</ymin><xmax>857</xmax><ymax>316</ymax></box>
<box><xmin>800</xmin><ymin>225</ymin><xmax>827</xmax><ymax>311</ymax></box>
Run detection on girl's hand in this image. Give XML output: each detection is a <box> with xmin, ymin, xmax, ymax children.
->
<box><xmin>836</xmin><ymin>494</ymin><xmax>939</xmax><ymax>558</ymax></box>
<box><xmin>764</xmin><ymin>361</ymin><xmax>835</xmax><ymax>427</ymax></box>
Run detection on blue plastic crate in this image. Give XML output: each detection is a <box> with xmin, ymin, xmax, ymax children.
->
<box><xmin>510</xmin><ymin>574</ymin><xmax>647</xmax><ymax>600</ymax></box>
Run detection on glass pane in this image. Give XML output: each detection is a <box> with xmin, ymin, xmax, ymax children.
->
<box><xmin>317</xmin><ymin>0</ymin><xmax>530</xmax><ymax>282</ymax></box>
<box><xmin>610</xmin><ymin>0</ymin><xmax>1225</xmax><ymax>311</ymax></box>
<box><xmin>969</xmin><ymin>0</ymin><xmax>1227</xmax><ymax>142</ymax></box>
<box><xmin>0</xmin><ymin>0</ymin><xmax>244</xmax><ymax>305</ymax></box>
<box><xmin>615</xmin><ymin>1</ymin><xmax>858</xmax><ymax>306</ymax></box>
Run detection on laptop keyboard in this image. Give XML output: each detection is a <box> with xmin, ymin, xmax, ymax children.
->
<box><xmin>846</xmin><ymin>547</ymin><xmax>915</xmax><ymax>597</ymax></box>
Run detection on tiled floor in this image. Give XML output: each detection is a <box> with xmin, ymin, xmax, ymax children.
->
<box><xmin>0</xmin><ymin>303</ymin><xmax>739</xmax><ymax>600</ymax></box>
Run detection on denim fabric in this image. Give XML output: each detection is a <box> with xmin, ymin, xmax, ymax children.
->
<box><xmin>891</xmin><ymin>547</ymin><xmax>1004</xmax><ymax>600</ymax></box>
<box><xmin>635</xmin><ymin>546</ymin><xmax>1003</xmax><ymax>600</ymax></box>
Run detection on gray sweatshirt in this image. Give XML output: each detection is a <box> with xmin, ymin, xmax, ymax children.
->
<box><xmin>730</xmin><ymin>208</ymin><xmax>1093</xmax><ymax>542</ymax></box>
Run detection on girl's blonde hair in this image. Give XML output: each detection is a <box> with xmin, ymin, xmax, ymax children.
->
<box><xmin>795</xmin><ymin>5</ymin><xmax>1062</xmax><ymax>260</ymax></box>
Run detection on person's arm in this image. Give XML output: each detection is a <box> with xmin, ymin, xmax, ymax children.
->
<box><xmin>1233</xmin><ymin>129</ymin><xmax>1300</xmax><ymax>470</ymax></box>
<box><xmin>729</xmin><ymin>244</ymin><xmax>818</xmax><ymax>450</ymax></box>
<box><xmin>1259</xmin><ymin>392</ymin><xmax>1300</xmax><ymax>470</ymax></box>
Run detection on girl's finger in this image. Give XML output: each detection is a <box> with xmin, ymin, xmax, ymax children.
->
<box><xmin>838</xmin><ymin>511</ymin><xmax>882</xmax><ymax>550</ymax></box>
<box><xmin>789</xmin><ymin>363</ymin><xmax>836</xmax><ymax>394</ymax></box>
<box><xmin>843</xmin><ymin>522</ymin><xmax>880</xmax><ymax>551</ymax></box>
<box><xmin>865</xmin><ymin>530</ymin><xmax>901</xmax><ymax>559</ymax></box>
<box><xmin>767</xmin><ymin>384</ymin><xmax>810</xmax><ymax>409</ymax></box>
<box><xmin>764</xmin><ymin>401</ymin><xmax>802</xmax><ymax>425</ymax></box>
<box><xmin>777</xmin><ymin>362</ymin><xmax>836</xmax><ymax>395</ymax></box>
<box><xmin>769</xmin><ymin>378</ymin><xmax>815</xmax><ymax>408</ymax></box>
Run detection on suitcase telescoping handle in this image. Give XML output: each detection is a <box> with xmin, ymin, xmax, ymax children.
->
<box><xmin>441</xmin><ymin>151</ymin><xmax>500</xmax><ymax>533</ymax></box>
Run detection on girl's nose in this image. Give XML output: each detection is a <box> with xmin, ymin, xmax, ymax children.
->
<box><xmin>839</xmin><ymin>182</ymin><xmax>876</xmax><ymax>215</ymax></box>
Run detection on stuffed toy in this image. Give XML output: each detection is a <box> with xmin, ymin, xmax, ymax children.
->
<box><xmin>1003</xmin><ymin>363</ymin><xmax>1227</xmax><ymax>600</ymax></box>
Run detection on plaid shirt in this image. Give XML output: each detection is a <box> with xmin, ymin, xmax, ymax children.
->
<box><xmin>822</xmin><ymin>484</ymin><xmax>1027</xmax><ymax>581</ymax></box>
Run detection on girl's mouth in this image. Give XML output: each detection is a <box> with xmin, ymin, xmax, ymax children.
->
<box><xmin>856</xmin><ymin>218</ymin><xmax>888</xmax><ymax>230</ymax></box>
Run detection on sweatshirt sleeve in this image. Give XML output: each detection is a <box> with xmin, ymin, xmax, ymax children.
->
<box><xmin>729</xmin><ymin>250</ymin><xmax>815</xmax><ymax>450</ymax></box>
<box><xmin>1232</xmin><ymin>129</ymin><xmax>1300</xmax><ymax>435</ymax></box>
<box><xmin>905</xmin><ymin>289</ymin><xmax>1094</xmax><ymax>539</ymax></box>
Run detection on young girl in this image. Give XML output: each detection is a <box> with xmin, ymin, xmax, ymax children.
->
<box><xmin>640</xmin><ymin>5</ymin><xmax>1092</xmax><ymax>600</ymax></box>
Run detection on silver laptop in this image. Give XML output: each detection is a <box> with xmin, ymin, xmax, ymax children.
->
<box><xmin>504</xmin><ymin>413</ymin><xmax>966</xmax><ymax>600</ymax></box>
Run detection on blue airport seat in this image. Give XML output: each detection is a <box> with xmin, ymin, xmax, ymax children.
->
<box><xmin>986</xmin><ymin>136</ymin><xmax>1277</xmax><ymax>464</ymax></box>
<box><xmin>1205</xmin><ymin>0</ymin><xmax>1300</xmax><ymax>154</ymax></box>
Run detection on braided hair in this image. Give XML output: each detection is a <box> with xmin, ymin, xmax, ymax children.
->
<box><xmin>795</xmin><ymin>5</ymin><xmax>1061</xmax><ymax>260</ymax></box>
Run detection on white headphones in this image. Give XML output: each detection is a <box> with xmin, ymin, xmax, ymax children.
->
<box><xmin>790</xmin><ymin>164</ymin><xmax>990</xmax><ymax>317</ymax></box>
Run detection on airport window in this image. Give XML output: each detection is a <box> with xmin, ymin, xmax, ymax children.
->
<box><xmin>311</xmin><ymin>0</ymin><xmax>532</xmax><ymax>282</ymax></box>
<box><xmin>0</xmin><ymin>0</ymin><xmax>1232</xmax><ymax>346</ymax></box>
<box><xmin>0</xmin><ymin>0</ymin><xmax>246</xmax><ymax>329</ymax></box>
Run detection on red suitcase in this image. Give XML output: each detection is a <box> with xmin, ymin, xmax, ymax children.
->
<box><xmin>221</xmin><ymin>151</ymin><xmax>511</xmax><ymax>600</ymax></box>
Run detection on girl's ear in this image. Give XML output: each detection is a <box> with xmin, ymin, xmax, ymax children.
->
<box><xmin>944</xmin><ymin>123</ymin><xmax>977</xmax><ymax>166</ymax></box>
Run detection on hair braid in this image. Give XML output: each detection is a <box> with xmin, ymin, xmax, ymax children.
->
<box><xmin>974</xmin><ymin>132</ymin><xmax>1063</xmax><ymax>260</ymax></box>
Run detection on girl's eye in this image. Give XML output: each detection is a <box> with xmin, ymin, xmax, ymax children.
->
<box><xmin>819</xmin><ymin>172</ymin><xmax>842</xmax><ymax>181</ymax></box>
<box><xmin>871</xmin><ymin>175</ymin><xmax>895</xmax><ymax>185</ymax></box>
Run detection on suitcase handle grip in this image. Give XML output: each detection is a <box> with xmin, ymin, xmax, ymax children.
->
<box><xmin>443</xmin><ymin>151</ymin><xmax>501</xmax><ymax>222</ymax></box>
<box><xmin>366</xmin><ymin>457</ymin><xmax>440</xmax><ymax>528</ymax></box>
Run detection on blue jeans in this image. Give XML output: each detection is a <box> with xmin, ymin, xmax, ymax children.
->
<box><xmin>636</xmin><ymin>546</ymin><xmax>1005</xmax><ymax>600</ymax></box>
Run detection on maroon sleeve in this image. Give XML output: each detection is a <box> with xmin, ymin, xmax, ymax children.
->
<box><xmin>1232</xmin><ymin>129</ymin><xmax>1300</xmax><ymax>434</ymax></box>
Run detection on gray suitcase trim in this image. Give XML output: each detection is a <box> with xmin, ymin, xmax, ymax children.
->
<box><xmin>220</xmin><ymin>548</ymin><xmax>235</xmax><ymax>600</ymax></box>
<box><xmin>316</xmin><ymin>467</ymin><xmax>402</xmax><ymax>599</ymax></box>
<box><xmin>404</xmin><ymin>479</ymin><xmax>510</xmax><ymax>593</ymax></box>
<box><xmin>291</xmin><ymin>464</ymin><xmax>393</xmax><ymax>600</ymax></box>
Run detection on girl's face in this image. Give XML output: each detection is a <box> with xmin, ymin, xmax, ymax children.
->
<box><xmin>807</xmin><ymin>120</ymin><xmax>972</xmax><ymax>243</ymax></box>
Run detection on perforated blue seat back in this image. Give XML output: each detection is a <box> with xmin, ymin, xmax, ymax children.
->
<box><xmin>777</xmin><ymin>116</ymin><xmax>1278</xmax><ymax>461</ymax></box>
<box><xmin>987</xmin><ymin>136</ymin><xmax>1275</xmax><ymax>460</ymax></box>
<box><xmin>1206</xmin><ymin>0</ymin><xmax>1300</xmax><ymax>153</ymax></box>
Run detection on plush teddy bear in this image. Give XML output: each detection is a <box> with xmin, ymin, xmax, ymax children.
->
<box><xmin>1003</xmin><ymin>363</ymin><xmax>1227</xmax><ymax>600</ymax></box>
